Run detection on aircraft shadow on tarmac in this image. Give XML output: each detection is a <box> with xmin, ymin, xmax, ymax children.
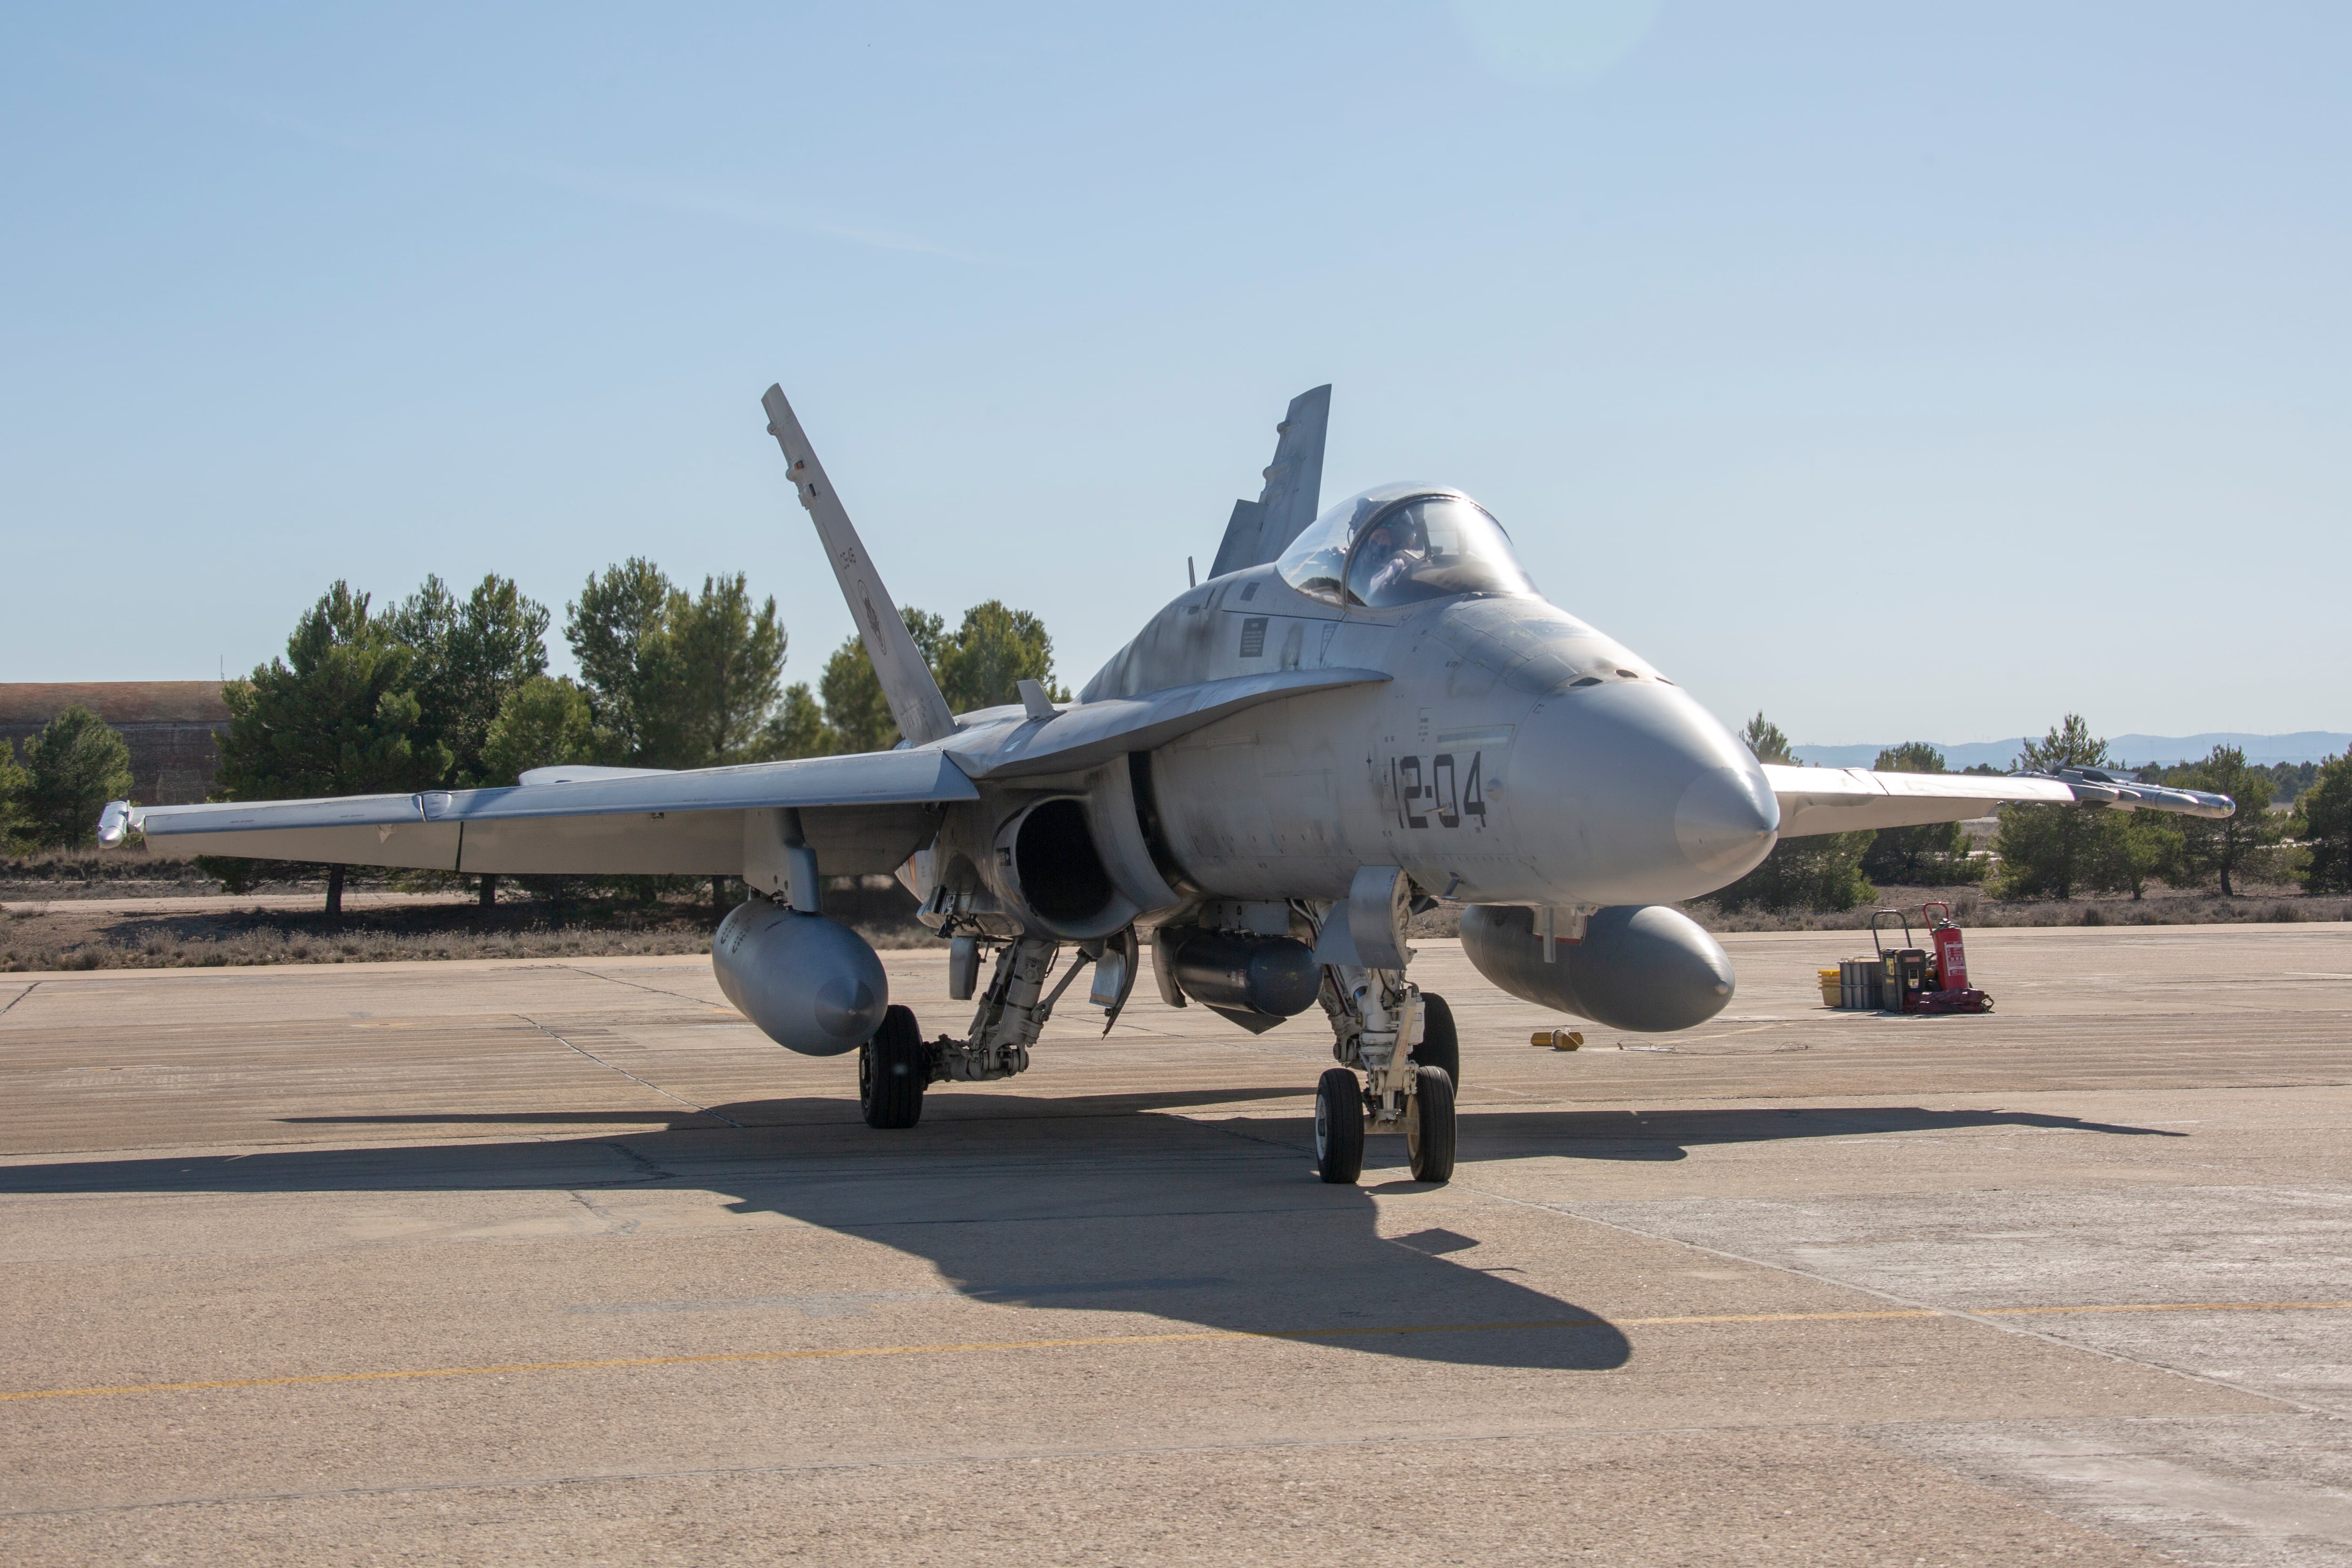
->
<box><xmin>1452</xmin><ymin>1104</ymin><xmax>2190</xmax><ymax>1162</ymax></box>
<box><xmin>0</xmin><ymin>1097</ymin><xmax>2180</xmax><ymax>1373</ymax></box>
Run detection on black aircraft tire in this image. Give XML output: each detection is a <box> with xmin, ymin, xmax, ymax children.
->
<box><xmin>1314</xmin><ymin>1068</ymin><xmax>1365</xmax><ymax>1185</ymax></box>
<box><xmin>859</xmin><ymin>1005</ymin><xmax>927</xmax><ymax>1130</ymax></box>
<box><xmin>1413</xmin><ymin>992</ymin><xmax>1461</xmax><ymax>1089</ymax></box>
<box><xmin>1407</xmin><ymin>1066</ymin><xmax>1457</xmax><ymax>1185</ymax></box>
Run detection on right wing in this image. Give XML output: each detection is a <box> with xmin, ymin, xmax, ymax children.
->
<box><xmin>1763</xmin><ymin>764</ymin><xmax>2233</xmax><ymax>839</ymax></box>
<box><xmin>113</xmin><ymin>749</ymin><xmax>977</xmax><ymax>877</ymax></box>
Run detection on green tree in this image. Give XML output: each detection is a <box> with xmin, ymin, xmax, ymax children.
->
<box><xmin>1709</xmin><ymin>710</ymin><xmax>1874</xmax><ymax>911</ymax></box>
<box><xmin>811</xmin><ymin>600</ymin><xmax>1070</xmax><ymax>753</ymax></box>
<box><xmin>2297</xmin><ymin>753</ymin><xmax>2352</xmax><ymax>893</ymax></box>
<box><xmin>0</xmin><ymin>740</ymin><xmax>31</xmax><ymax>849</ymax></box>
<box><xmin>2089</xmin><ymin>811</ymin><xmax>2183</xmax><ymax>901</ymax></box>
<box><xmin>2020</xmin><ymin>715</ymin><xmax>2107</xmax><ymax>772</ymax></box>
<box><xmin>2169</xmin><ymin>745</ymin><xmax>2282</xmax><ymax>896</ymax></box>
<box><xmin>819</xmin><ymin>635</ymin><xmax>899</xmax><ymax>753</ymax></box>
<box><xmin>938</xmin><ymin>600</ymin><xmax>1069</xmax><ymax>711</ymax></box>
<box><xmin>1992</xmin><ymin>716</ymin><xmax>2115</xmax><ymax>900</ymax></box>
<box><xmin>216</xmin><ymin>582</ymin><xmax>453</xmax><ymax>803</ymax></box>
<box><xmin>757</xmin><ymin>683</ymin><xmax>834</xmax><ymax>760</ymax></box>
<box><xmin>17</xmin><ymin>706</ymin><xmax>134</xmax><ymax>848</ymax></box>
<box><xmin>671</xmin><ymin>572</ymin><xmax>787</xmax><ymax>765</ymax></box>
<box><xmin>565</xmin><ymin>558</ymin><xmax>689</xmax><ymax>766</ymax></box>
<box><xmin>1740</xmin><ymin>712</ymin><xmax>1795</xmax><ymax>765</ymax></box>
<box><xmin>382</xmin><ymin>573</ymin><xmax>551</xmax><ymax>785</ymax></box>
<box><xmin>817</xmin><ymin>606</ymin><xmax>948</xmax><ymax>753</ymax></box>
<box><xmin>478</xmin><ymin>675</ymin><xmax>610</xmax><ymax>785</ymax></box>
<box><xmin>1860</xmin><ymin>742</ymin><xmax>1974</xmax><ymax>885</ymax></box>
<box><xmin>1712</xmin><ymin>832</ymin><xmax>1877</xmax><ymax>913</ymax></box>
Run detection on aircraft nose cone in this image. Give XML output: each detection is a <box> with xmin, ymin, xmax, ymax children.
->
<box><xmin>1513</xmin><ymin>681</ymin><xmax>1779</xmax><ymax>904</ymax></box>
<box><xmin>1675</xmin><ymin>764</ymin><xmax>1780</xmax><ymax>877</ymax></box>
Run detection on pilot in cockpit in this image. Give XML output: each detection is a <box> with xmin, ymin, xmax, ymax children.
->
<box><xmin>1350</xmin><ymin>511</ymin><xmax>1430</xmax><ymax>604</ymax></box>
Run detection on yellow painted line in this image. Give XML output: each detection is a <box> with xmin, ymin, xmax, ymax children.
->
<box><xmin>1974</xmin><ymin>1299</ymin><xmax>2352</xmax><ymax>1318</ymax></box>
<box><xmin>5</xmin><ymin>1300</ymin><xmax>2345</xmax><ymax>1405</ymax></box>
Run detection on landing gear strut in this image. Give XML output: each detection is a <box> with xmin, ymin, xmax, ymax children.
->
<box><xmin>856</xmin><ymin>934</ymin><xmax>1105</xmax><ymax>1127</ymax></box>
<box><xmin>1313</xmin><ymin>969</ymin><xmax>1457</xmax><ymax>1185</ymax></box>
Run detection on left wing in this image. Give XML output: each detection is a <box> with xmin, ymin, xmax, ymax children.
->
<box><xmin>1763</xmin><ymin>764</ymin><xmax>2233</xmax><ymax>839</ymax></box>
<box><xmin>109</xmin><ymin>749</ymin><xmax>977</xmax><ymax>877</ymax></box>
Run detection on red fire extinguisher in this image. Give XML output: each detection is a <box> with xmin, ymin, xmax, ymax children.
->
<box><xmin>1923</xmin><ymin>900</ymin><xmax>1967</xmax><ymax>991</ymax></box>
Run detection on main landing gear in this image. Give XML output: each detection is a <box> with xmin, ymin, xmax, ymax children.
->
<box><xmin>858</xmin><ymin>933</ymin><xmax>1113</xmax><ymax>1130</ymax></box>
<box><xmin>1313</xmin><ymin>971</ymin><xmax>1457</xmax><ymax>1186</ymax></box>
<box><xmin>859</xmin><ymin>1005</ymin><xmax>927</xmax><ymax>1129</ymax></box>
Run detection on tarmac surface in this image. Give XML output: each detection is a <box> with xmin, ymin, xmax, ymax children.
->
<box><xmin>2</xmin><ymin>923</ymin><xmax>2348</xmax><ymax>1566</ymax></box>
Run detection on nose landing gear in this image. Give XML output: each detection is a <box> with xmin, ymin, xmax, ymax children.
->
<box><xmin>1314</xmin><ymin>1067</ymin><xmax>1364</xmax><ymax>1183</ymax></box>
<box><xmin>1313</xmin><ymin>971</ymin><xmax>1458</xmax><ymax>1185</ymax></box>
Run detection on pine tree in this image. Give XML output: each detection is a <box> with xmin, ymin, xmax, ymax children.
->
<box><xmin>478</xmin><ymin>676</ymin><xmax>608</xmax><ymax>784</ymax></box>
<box><xmin>2170</xmin><ymin>745</ymin><xmax>2281</xmax><ymax>896</ymax></box>
<box><xmin>565</xmin><ymin>558</ymin><xmax>689</xmax><ymax>766</ymax></box>
<box><xmin>671</xmin><ymin>573</ymin><xmax>786</xmax><ymax>765</ymax></box>
<box><xmin>938</xmin><ymin>600</ymin><xmax>1070</xmax><ymax>711</ymax></box>
<box><xmin>817</xmin><ymin>607</ymin><xmax>948</xmax><ymax>753</ymax></box>
<box><xmin>2298</xmin><ymin>754</ymin><xmax>2352</xmax><ymax>893</ymax></box>
<box><xmin>757</xmin><ymin>683</ymin><xmax>834</xmax><ymax>760</ymax></box>
<box><xmin>1861</xmin><ymin>742</ymin><xmax>1975</xmax><ymax>884</ymax></box>
<box><xmin>1992</xmin><ymin>716</ymin><xmax>2117</xmax><ymax>900</ymax></box>
<box><xmin>18</xmin><ymin>707</ymin><xmax>134</xmax><ymax>849</ymax></box>
<box><xmin>215</xmin><ymin>583</ymin><xmax>452</xmax><ymax>804</ymax></box>
<box><xmin>382</xmin><ymin>573</ymin><xmax>551</xmax><ymax>785</ymax></box>
<box><xmin>0</xmin><ymin>740</ymin><xmax>31</xmax><ymax>850</ymax></box>
<box><xmin>1709</xmin><ymin>711</ymin><xmax>1875</xmax><ymax>912</ymax></box>
<box><xmin>214</xmin><ymin>584</ymin><xmax>450</xmax><ymax>915</ymax></box>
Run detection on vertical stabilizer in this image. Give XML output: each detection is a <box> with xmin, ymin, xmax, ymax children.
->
<box><xmin>761</xmin><ymin>385</ymin><xmax>957</xmax><ymax>748</ymax></box>
<box><xmin>1208</xmin><ymin>384</ymin><xmax>1330</xmax><ymax>580</ymax></box>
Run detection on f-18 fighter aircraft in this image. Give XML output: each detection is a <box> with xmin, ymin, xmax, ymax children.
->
<box><xmin>98</xmin><ymin>385</ymin><xmax>2234</xmax><ymax>1185</ymax></box>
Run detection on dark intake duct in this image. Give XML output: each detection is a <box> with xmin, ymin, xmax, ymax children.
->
<box><xmin>1460</xmin><ymin>904</ymin><xmax>1734</xmax><ymax>1033</ymax></box>
<box><xmin>712</xmin><ymin>899</ymin><xmax>889</xmax><ymax>1056</ymax></box>
<box><xmin>1171</xmin><ymin>930</ymin><xmax>1322</xmax><ymax>1019</ymax></box>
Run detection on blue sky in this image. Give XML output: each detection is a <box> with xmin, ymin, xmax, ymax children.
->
<box><xmin>5</xmin><ymin>2</ymin><xmax>2344</xmax><ymax>747</ymax></box>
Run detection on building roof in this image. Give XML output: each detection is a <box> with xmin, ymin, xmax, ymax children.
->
<box><xmin>0</xmin><ymin>682</ymin><xmax>230</xmax><ymax>727</ymax></box>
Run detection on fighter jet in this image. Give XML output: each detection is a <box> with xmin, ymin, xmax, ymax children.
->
<box><xmin>97</xmin><ymin>385</ymin><xmax>2235</xmax><ymax>1185</ymax></box>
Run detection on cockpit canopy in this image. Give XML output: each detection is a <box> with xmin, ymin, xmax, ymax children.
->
<box><xmin>1275</xmin><ymin>485</ymin><xmax>1537</xmax><ymax>609</ymax></box>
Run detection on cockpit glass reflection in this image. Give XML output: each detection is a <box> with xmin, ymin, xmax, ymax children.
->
<box><xmin>1343</xmin><ymin>497</ymin><xmax>1534</xmax><ymax>608</ymax></box>
<box><xmin>1278</xmin><ymin>492</ymin><xmax>1536</xmax><ymax>608</ymax></box>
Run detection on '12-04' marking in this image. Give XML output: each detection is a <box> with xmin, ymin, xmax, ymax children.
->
<box><xmin>1391</xmin><ymin>752</ymin><xmax>1487</xmax><ymax>830</ymax></box>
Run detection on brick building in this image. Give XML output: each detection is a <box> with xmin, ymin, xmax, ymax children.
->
<box><xmin>0</xmin><ymin>683</ymin><xmax>230</xmax><ymax>805</ymax></box>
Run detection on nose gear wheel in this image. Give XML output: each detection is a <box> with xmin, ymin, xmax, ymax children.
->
<box><xmin>1313</xmin><ymin>1068</ymin><xmax>1365</xmax><ymax>1184</ymax></box>
<box><xmin>1411</xmin><ymin>991</ymin><xmax>1460</xmax><ymax>1088</ymax></box>
<box><xmin>1405</xmin><ymin>1064</ymin><xmax>1456</xmax><ymax>1183</ymax></box>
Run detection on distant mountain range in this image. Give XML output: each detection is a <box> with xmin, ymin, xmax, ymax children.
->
<box><xmin>1791</xmin><ymin>732</ymin><xmax>2350</xmax><ymax>770</ymax></box>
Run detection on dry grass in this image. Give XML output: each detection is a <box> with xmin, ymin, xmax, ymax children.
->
<box><xmin>10</xmin><ymin>862</ymin><xmax>2344</xmax><ymax>975</ymax></box>
<box><xmin>1403</xmin><ymin>883</ymin><xmax>2351</xmax><ymax>940</ymax></box>
<box><xmin>0</xmin><ymin>878</ymin><xmax>933</xmax><ymax>974</ymax></box>
<box><xmin>1690</xmin><ymin>882</ymin><xmax>2351</xmax><ymax>932</ymax></box>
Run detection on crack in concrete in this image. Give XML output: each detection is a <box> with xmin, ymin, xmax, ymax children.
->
<box><xmin>512</xmin><ymin>1013</ymin><xmax>743</xmax><ymax>1128</ymax></box>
